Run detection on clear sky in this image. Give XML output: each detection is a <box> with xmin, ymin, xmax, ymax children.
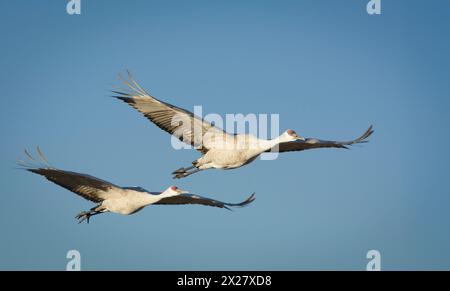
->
<box><xmin>1</xmin><ymin>0</ymin><xmax>449</xmax><ymax>270</ymax></box>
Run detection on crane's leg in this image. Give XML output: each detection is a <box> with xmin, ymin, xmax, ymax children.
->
<box><xmin>75</xmin><ymin>205</ymin><xmax>106</xmax><ymax>224</ymax></box>
<box><xmin>172</xmin><ymin>165</ymin><xmax>195</xmax><ymax>174</ymax></box>
<box><xmin>173</xmin><ymin>168</ymin><xmax>202</xmax><ymax>179</ymax></box>
<box><xmin>172</xmin><ymin>159</ymin><xmax>214</xmax><ymax>178</ymax></box>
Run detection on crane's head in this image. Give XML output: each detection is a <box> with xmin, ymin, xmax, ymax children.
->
<box><xmin>156</xmin><ymin>186</ymin><xmax>189</xmax><ymax>200</ymax></box>
<box><xmin>284</xmin><ymin>129</ymin><xmax>306</xmax><ymax>141</ymax></box>
<box><xmin>166</xmin><ymin>186</ymin><xmax>188</xmax><ymax>195</ymax></box>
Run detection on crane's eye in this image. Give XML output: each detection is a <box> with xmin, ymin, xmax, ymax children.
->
<box><xmin>170</xmin><ymin>186</ymin><xmax>178</xmax><ymax>191</ymax></box>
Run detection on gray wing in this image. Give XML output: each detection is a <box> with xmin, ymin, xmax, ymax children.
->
<box><xmin>26</xmin><ymin>168</ymin><xmax>121</xmax><ymax>203</ymax></box>
<box><xmin>154</xmin><ymin>193</ymin><xmax>256</xmax><ymax>210</ymax></box>
<box><xmin>112</xmin><ymin>72</ymin><xmax>228</xmax><ymax>154</ymax></box>
<box><xmin>19</xmin><ymin>148</ymin><xmax>122</xmax><ymax>203</ymax></box>
<box><xmin>270</xmin><ymin>125</ymin><xmax>374</xmax><ymax>153</ymax></box>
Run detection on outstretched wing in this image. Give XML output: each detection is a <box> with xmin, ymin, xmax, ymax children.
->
<box><xmin>112</xmin><ymin>72</ymin><xmax>229</xmax><ymax>153</ymax></box>
<box><xmin>154</xmin><ymin>193</ymin><xmax>256</xmax><ymax>210</ymax></box>
<box><xmin>20</xmin><ymin>148</ymin><xmax>122</xmax><ymax>203</ymax></box>
<box><xmin>270</xmin><ymin>125</ymin><xmax>374</xmax><ymax>153</ymax></box>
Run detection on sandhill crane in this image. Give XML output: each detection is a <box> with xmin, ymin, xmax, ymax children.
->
<box><xmin>113</xmin><ymin>73</ymin><xmax>374</xmax><ymax>179</ymax></box>
<box><xmin>19</xmin><ymin>148</ymin><xmax>256</xmax><ymax>223</ymax></box>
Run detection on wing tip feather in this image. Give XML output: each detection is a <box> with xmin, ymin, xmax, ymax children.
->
<box><xmin>232</xmin><ymin>192</ymin><xmax>256</xmax><ymax>208</ymax></box>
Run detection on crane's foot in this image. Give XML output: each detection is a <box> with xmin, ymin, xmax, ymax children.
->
<box><xmin>75</xmin><ymin>211</ymin><xmax>94</xmax><ymax>224</ymax></box>
<box><xmin>172</xmin><ymin>168</ymin><xmax>201</xmax><ymax>179</ymax></box>
<box><xmin>172</xmin><ymin>165</ymin><xmax>195</xmax><ymax>174</ymax></box>
<box><xmin>75</xmin><ymin>207</ymin><xmax>104</xmax><ymax>224</ymax></box>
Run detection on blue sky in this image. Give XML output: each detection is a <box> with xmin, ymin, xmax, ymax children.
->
<box><xmin>0</xmin><ymin>0</ymin><xmax>449</xmax><ymax>270</ymax></box>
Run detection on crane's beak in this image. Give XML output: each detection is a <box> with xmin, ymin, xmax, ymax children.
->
<box><xmin>295</xmin><ymin>135</ymin><xmax>306</xmax><ymax>141</ymax></box>
<box><xmin>176</xmin><ymin>189</ymin><xmax>189</xmax><ymax>194</ymax></box>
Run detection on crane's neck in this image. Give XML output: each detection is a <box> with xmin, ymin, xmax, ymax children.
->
<box><xmin>257</xmin><ymin>133</ymin><xmax>291</xmax><ymax>151</ymax></box>
<box><xmin>142</xmin><ymin>190</ymin><xmax>178</xmax><ymax>205</ymax></box>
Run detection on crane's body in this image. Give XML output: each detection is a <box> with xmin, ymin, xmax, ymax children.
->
<box><xmin>192</xmin><ymin>135</ymin><xmax>286</xmax><ymax>170</ymax></box>
<box><xmin>97</xmin><ymin>188</ymin><xmax>177</xmax><ymax>215</ymax></box>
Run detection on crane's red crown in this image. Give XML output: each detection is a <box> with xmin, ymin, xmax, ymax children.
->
<box><xmin>286</xmin><ymin>129</ymin><xmax>297</xmax><ymax>136</ymax></box>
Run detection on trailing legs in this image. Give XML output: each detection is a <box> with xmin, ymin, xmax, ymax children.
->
<box><xmin>75</xmin><ymin>205</ymin><xmax>107</xmax><ymax>224</ymax></box>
